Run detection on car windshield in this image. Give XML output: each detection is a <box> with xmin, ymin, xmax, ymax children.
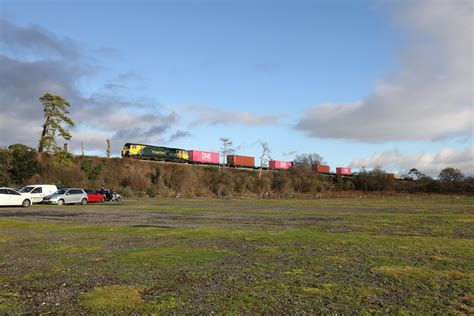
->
<box><xmin>54</xmin><ymin>189</ymin><xmax>67</xmax><ymax>195</ymax></box>
<box><xmin>20</xmin><ymin>186</ymin><xmax>34</xmax><ymax>193</ymax></box>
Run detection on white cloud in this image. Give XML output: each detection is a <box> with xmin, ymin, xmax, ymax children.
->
<box><xmin>296</xmin><ymin>0</ymin><xmax>473</xmax><ymax>142</ymax></box>
<box><xmin>350</xmin><ymin>146</ymin><xmax>474</xmax><ymax>177</ymax></box>
<box><xmin>184</xmin><ymin>104</ymin><xmax>278</xmax><ymax>126</ymax></box>
<box><xmin>0</xmin><ymin>20</ymin><xmax>182</xmax><ymax>154</ymax></box>
<box><xmin>67</xmin><ymin>131</ymin><xmax>110</xmax><ymax>155</ymax></box>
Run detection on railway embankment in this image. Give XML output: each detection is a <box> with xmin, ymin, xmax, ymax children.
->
<box><xmin>3</xmin><ymin>152</ymin><xmax>471</xmax><ymax>197</ymax></box>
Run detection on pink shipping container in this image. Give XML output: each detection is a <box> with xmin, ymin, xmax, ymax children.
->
<box><xmin>336</xmin><ymin>167</ymin><xmax>352</xmax><ymax>175</ymax></box>
<box><xmin>188</xmin><ymin>150</ymin><xmax>220</xmax><ymax>164</ymax></box>
<box><xmin>269</xmin><ymin>160</ymin><xmax>293</xmax><ymax>170</ymax></box>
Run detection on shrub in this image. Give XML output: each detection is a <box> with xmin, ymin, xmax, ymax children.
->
<box><xmin>271</xmin><ymin>172</ymin><xmax>293</xmax><ymax>197</ymax></box>
<box><xmin>211</xmin><ymin>170</ymin><xmax>234</xmax><ymax>198</ymax></box>
<box><xmin>0</xmin><ymin>148</ymin><xmax>12</xmax><ymax>186</ymax></box>
<box><xmin>7</xmin><ymin>144</ymin><xmax>41</xmax><ymax>185</ymax></box>
<box><xmin>80</xmin><ymin>158</ymin><xmax>103</xmax><ymax>182</ymax></box>
<box><xmin>254</xmin><ymin>175</ymin><xmax>271</xmax><ymax>196</ymax></box>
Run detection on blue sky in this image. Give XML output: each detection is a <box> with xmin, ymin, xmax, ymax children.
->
<box><xmin>0</xmin><ymin>0</ymin><xmax>472</xmax><ymax>176</ymax></box>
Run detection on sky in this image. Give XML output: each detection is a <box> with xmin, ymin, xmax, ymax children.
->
<box><xmin>0</xmin><ymin>0</ymin><xmax>472</xmax><ymax>177</ymax></box>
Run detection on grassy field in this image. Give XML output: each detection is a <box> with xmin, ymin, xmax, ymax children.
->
<box><xmin>0</xmin><ymin>195</ymin><xmax>473</xmax><ymax>313</ymax></box>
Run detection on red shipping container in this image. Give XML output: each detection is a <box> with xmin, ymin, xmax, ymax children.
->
<box><xmin>188</xmin><ymin>150</ymin><xmax>219</xmax><ymax>164</ymax></box>
<box><xmin>336</xmin><ymin>167</ymin><xmax>352</xmax><ymax>175</ymax></box>
<box><xmin>313</xmin><ymin>164</ymin><xmax>330</xmax><ymax>173</ymax></box>
<box><xmin>269</xmin><ymin>160</ymin><xmax>293</xmax><ymax>169</ymax></box>
<box><xmin>227</xmin><ymin>155</ymin><xmax>255</xmax><ymax>167</ymax></box>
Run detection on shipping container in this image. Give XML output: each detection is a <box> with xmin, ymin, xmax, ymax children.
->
<box><xmin>188</xmin><ymin>150</ymin><xmax>220</xmax><ymax>164</ymax></box>
<box><xmin>291</xmin><ymin>161</ymin><xmax>307</xmax><ymax>168</ymax></box>
<box><xmin>227</xmin><ymin>155</ymin><xmax>255</xmax><ymax>168</ymax></box>
<box><xmin>313</xmin><ymin>164</ymin><xmax>330</xmax><ymax>173</ymax></box>
<box><xmin>269</xmin><ymin>160</ymin><xmax>293</xmax><ymax>170</ymax></box>
<box><xmin>384</xmin><ymin>173</ymin><xmax>401</xmax><ymax>180</ymax></box>
<box><xmin>336</xmin><ymin>167</ymin><xmax>352</xmax><ymax>175</ymax></box>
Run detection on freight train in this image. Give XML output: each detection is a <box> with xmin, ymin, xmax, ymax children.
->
<box><xmin>121</xmin><ymin>143</ymin><xmax>356</xmax><ymax>175</ymax></box>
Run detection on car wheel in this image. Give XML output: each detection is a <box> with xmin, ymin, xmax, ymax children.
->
<box><xmin>22</xmin><ymin>199</ymin><xmax>31</xmax><ymax>208</ymax></box>
<box><xmin>81</xmin><ymin>198</ymin><xmax>88</xmax><ymax>206</ymax></box>
<box><xmin>57</xmin><ymin>199</ymin><xmax>65</xmax><ymax>206</ymax></box>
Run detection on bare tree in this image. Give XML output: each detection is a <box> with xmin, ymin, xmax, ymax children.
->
<box><xmin>438</xmin><ymin>167</ymin><xmax>464</xmax><ymax>183</ymax></box>
<box><xmin>219</xmin><ymin>137</ymin><xmax>234</xmax><ymax>168</ymax></box>
<box><xmin>258</xmin><ymin>142</ymin><xmax>271</xmax><ymax>178</ymax></box>
<box><xmin>294</xmin><ymin>153</ymin><xmax>325</xmax><ymax>168</ymax></box>
<box><xmin>408</xmin><ymin>168</ymin><xmax>425</xmax><ymax>181</ymax></box>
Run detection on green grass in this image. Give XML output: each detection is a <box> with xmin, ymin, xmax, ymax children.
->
<box><xmin>80</xmin><ymin>285</ymin><xmax>144</xmax><ymax>311</ymax></box>
<box><xmin>0</xmin><ymin>195</ymin><xmax>472</xmax><ymax>313</ymax></box>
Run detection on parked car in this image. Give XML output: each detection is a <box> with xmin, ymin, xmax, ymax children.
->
<box><xmin>0</xmin><ymin>187</ymin><xmax>32</xmax><ymax>207</ymax></box>
<box><xmin>110</xmin><ymin>191</ymin><xmax>122</xmax><ymax>202</ymax></box>
<box><xmin>43</xmin><ymin>188</ymin><xmax>88</xmax><ymax>205</ymax></box>
<box><xmin>98</xmin><ymin>189</ymin><xmax>122</xmax><ymax>202</ymax></box>
<box><xmin>85</xmin><ymin>190</ymin><xmax>106</xmax><ymax>203</ymax></box>
<box><xmin>20</xmin><ymin>184</ymin><xmax>57</xmax><ymax>203</ymax></box>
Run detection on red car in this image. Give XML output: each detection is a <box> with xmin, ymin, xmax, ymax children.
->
<box><xmin>85</xmin><ymin>190</ymin><xmax>106</xmax><ymax>203</ymax></box>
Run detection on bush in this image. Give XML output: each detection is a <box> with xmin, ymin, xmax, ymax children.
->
<box><xmin>53</xmin><ymin>148</ymin><xmax>74</xmax><ymax>168</ymax></box>
<box><xmin>80</xmin><ymin>158</ymin><xmax>103</xmax><ymax>182</ymax></box>
<box><xmin>7</xmin><ymin>144</ymin><xmax>41</xmax><ymax>185</ymax></box>
<box><xmin>271</xmin><ymin>172</ymin><xmax>293</xmax><ymax>197</ymax></box>
<box><xmin>288</xmin><ymin>168</ymin><xmax>326</xmax><ymax>193</ymax></box>
<box><xmin>0</xmin><ymin>148</ymin><xmax>12</xmax><ymax>186</ymax></box>
<box><xmin>211</xmin><ymin>170</ymin><xmax>234</xmax><ymax>198</ymax></box>
<box><xmin>254</xmin><ymin>175</ymin><xmax>271</xmax><ymax>197</ymax></box>
<box><xmin>146</xmin><ymin>186</ymin><xmax>157</xmax><ymax>197</ymax></box>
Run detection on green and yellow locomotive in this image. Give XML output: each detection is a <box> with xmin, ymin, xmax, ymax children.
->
<box><xmin>121</xmin><ymin>143</ymin><xmax>189</xmax><ymax>162</ymax></box>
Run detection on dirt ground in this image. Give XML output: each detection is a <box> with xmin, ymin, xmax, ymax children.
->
<box><xmin>0</xmin><ymin>196</ymin><xmax>473</xmax><ymax>313</ymax></box>
<box><xmin>0</xmin><ymin>200</ymin><xmax>351</xmax><ymax>228</ymax></box>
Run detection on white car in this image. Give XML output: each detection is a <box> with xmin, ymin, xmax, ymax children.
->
<box><xmin>20</xmin><ymin>184</ymin><xmax>57</xmax><ymax>203</ymax></box>
<box><xmin>0</xmin><ymin>187</ymin><xmax>32</xmax><ymax>207</ymax></box>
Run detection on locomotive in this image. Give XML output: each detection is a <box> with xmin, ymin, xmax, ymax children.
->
<box><xmin>121</xmin><ymin>143</ymin><xmax>189</xmax><ymax>162</ymax></box>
